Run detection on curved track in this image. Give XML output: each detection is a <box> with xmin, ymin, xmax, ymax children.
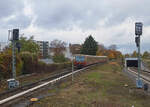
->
<box><xmin>0</xmin><ymin>63</ymin><xmax>100</xmax><ymax>105</ymax></box>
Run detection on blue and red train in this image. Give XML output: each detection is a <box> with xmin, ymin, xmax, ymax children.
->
<box><xmin>74</xmin><ymin>54</ymin><xmax>108</xmax><ymax>68</ymax></box>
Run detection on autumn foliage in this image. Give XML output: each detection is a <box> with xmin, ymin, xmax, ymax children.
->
<box><xmin>96</xmin><ymin>44</ymin><xmax>123</xmax><ymax>60</ymax></box>
<box><xmin>0</xmin><ymin>48</ymin><xmax>23</xmax><ymax>80</ymax></box>
<box><xmin>0</xmin><ymin>49</ymin><xmax>71</xmax><ymax>81</ymax></box>
<box><xmin>0</xmin><ymin>37</ymin><xmax>71</xmax><ymax>81</ymax></box>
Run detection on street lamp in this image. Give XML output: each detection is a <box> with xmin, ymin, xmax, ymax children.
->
<box><xmin>135</xmin><ymin>22</ymin><xmax>143</xmax><ymax>88</ymax></box>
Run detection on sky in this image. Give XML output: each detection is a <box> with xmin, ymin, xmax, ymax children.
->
<box><xmin>0</xmin><ymin>0</ymin><xmax>150</xmax><ymax>53</ymax></box>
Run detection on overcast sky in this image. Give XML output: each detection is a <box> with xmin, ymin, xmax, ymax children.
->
<box><xmin>0</xmin><ymin>0</ymin><xmax>150</xmax><ymax>53</ymax></box>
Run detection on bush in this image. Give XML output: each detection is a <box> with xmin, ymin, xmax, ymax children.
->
<box><xmin>0</xmin><ymin>50</ymin><xmax>71</xmax><ymax>81</ymax></box>
<box><xmin>19</xmin><ymin>51</ymin><xmax>38</xmax><ymax>74</ymax></box>
<box><xmin>0</xmin><ymin>64</ymin><xmax>6</xmax><ymax>80</ymax></box>
<box><xmin>0</xmin><ymin>49</ymin><xmax>23</xmax><ymax>80</ymax></box>
<box><xmin>53</xmin><ymin>54</ymin><xmax>69</xmax><ymax>63</ymax></box>
<box><xmin>36</xmin><ymin>61</ymin><xmax>71</xmax><ymax>73</ymax></box>
<box><xmin>16</xmin><ymin>54</ymin><xmax>23</xmax><ymax>76</ymax></box>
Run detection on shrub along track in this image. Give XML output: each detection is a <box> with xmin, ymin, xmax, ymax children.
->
<box><xmin>0</xmin><ymin>63</ymin><xmax>103</xmax><ymax>106</ymax></box>
<box><xmin>0</xmin><ymin>62</ymin><xmax>72</xmax><ymax>93</ymax></box>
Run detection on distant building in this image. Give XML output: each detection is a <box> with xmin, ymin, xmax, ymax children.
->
<box><xmin>69</xmin><ymin>44</ymin><xmax>82</xmax><ymax>55</ymax></box>
<box><xmin>36</xmin><ymin>41</ymin><xmax>49</xmax><ymax>58</ymax></box>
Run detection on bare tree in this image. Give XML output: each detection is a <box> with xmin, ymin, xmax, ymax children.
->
<box><xmin>108</xmin><ymin>44</ymin><xmax>117</xmax><ymax>50</ymax></box>
<box><xmin>132</xmin><ymin>50</ymin><xmax>137</xmax><ymax>57</ymax></box>
<box><xmin>98</xmin><ymin>44</ymin><xmax>106</xmax><ymax>51</ymax></box>
<box><xmin>69</xmin><ymin>44</ymin><xmax>81</xmax><ymax>55</ymax></box>
<box><xmin>50</xmin><ymin>39</ymin><xmax>67</xmax><ymax>55</ymax></box>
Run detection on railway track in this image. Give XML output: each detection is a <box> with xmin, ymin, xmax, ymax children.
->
<box><xmin>0</xmin><ymin>63</ymin><xmax>100</xmax><ymax>105</ymax></box>
<box><xmin>128</xmin><ymin>68</ymin><xmax>150</xmax><ymax>84</ymax></box>
<box><xmin>129</xmin><ymin>67</ymin><xmax>150</xmax><ymax>78</ymax></box>
<box><xmin>0</xmin><ymin>67</ymin><xmax>73</xmax><ymax>100</ymax></box>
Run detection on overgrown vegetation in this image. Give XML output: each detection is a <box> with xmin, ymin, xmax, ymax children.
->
<box><xmin>19</xmin><ymin>51</ymin><xmax>38</xmax><ymax>74</ymax></box>
<box><xmin>0</xmin><ymin>36</ymin><xmax>39</xmax><ymax>81</ymax></box>
<box><xmin>0</xmin><ymin>49</ymin><xmax>23</xmax><ymax>80</ymax></box>
<box><xmin>19</xmin><ymin>36</ymin><xmax>39</xmax><ymax>54</ymax></box>
<box><xmin>30</xmin><ymin>62</ymin><xmax>150</xmax><ymax>107</ymax></box>
<box><xmin>0</xmin><ymin>49</ymin><xmax>71</xmax><ymax>81</ymax></box>
<box><xmin>50</xmin><ymin>39</ymin><xmax>69</xmax><ymax>63</ymax></box>
<box><xmin>96</xmin><ymin>44</ymin><xmax>123</xmax><ymax>60</ymax></box>
<box><xmin>0</xmin><ymin>37</ymin><xmax>71</xmax><ymax>81</ymax></box>
<box><xmin>50</xmin><ymin>39</ymin><xmax>67</xmax><ymax>56</ymax></box>
<box><xmin>53</xmin><ymin>54</ymin><xmax>69</xmax><ymax>63</ymax></box>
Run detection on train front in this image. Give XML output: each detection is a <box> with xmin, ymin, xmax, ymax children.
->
<box><xmin>74</xmin><ymin>55</ymin><xmax>86</xmax><ymax>68</ymax></box>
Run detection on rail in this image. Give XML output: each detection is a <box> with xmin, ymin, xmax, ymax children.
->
<box><xmin>0</xmin><ymin>63</ymin><xmax>98</xmax><ymax>105</ymax></box>
<box><xmin>128</xmin><ymin>68</ymin><xmax>150</xmax><ymax>84</ymax></box>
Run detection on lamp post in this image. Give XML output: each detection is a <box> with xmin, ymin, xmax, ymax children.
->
<box><xmin>135</xmin><ymin>22</ymin><xmax>143</xmax><ymax>88</ymax></box>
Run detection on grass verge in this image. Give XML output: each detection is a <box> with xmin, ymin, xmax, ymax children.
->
<box><xmin>29</xmin><ymin>62</ymin><xmax>150</xmax><ymax>107</ymax></box>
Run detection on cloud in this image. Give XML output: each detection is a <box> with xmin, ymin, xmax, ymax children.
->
<box><xmin>0</xmin><ymin>0</ymin><xmax>23</xmax><ymax>19</ymax></box>
<box><xmin>30</xmin><ymin>0</ymin><xmax>110</xmax><ymax>30</ymax></box>
<box><xmin>0</xmin><ymin>0</ymin><xmax>150</xmax><ymax>53</ymax></box>
<box><xmin>0</xmin><ymin>0</ymin><xmax>31</xmax><ymax>29</ymax></box>
<box><xmin>29</xmin><ymin>0</ymin><xmax>150</xmax><ymax>29</ymax></box>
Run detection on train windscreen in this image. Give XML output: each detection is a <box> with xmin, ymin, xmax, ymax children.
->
<box><xmin>75</xmin><ymin>56</ymin><xmax>85</xmax><ymax>62</ymax></box>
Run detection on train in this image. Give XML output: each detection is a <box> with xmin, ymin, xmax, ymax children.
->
<box><xmin>74</xmin><ymin>54</ymin><xmax>108</xmax><ymax>68</ymax></box>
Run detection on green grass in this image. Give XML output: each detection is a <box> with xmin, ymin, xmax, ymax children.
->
<box><xmin>30</xmin><ymin>62</ymin><xmax>150</xmax><ymax>107</ymax></box>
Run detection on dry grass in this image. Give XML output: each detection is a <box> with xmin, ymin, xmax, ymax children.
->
<box><xmin>30</xmin><ymin>63</ymin><xmax>150</xmax><ymax>107</ymax></box>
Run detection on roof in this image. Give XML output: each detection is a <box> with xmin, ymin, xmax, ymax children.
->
<box><xmin>125</xmin><ymin>58</ymin><xmax>138</xmax><ymax>60</ymax></box>
<box><xmin>74</xmin><ymin>54</ymin><xmax>107</xmax><ymax>58</ymax></box>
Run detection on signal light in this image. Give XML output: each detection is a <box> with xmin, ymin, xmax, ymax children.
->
<box><xmin>135</xmin><ymin>22</ymin><xmax>143</xmax><ymax>36</ymax></box>
<box><xmin>13</xmin><ymin>29</ymin><xmax>19</xmax><ymax>41</ymax></box>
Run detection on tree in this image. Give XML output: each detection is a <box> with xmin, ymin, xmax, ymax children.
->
<box><xmin>115</xmin><ymin>51</ymin><xmax>123</xmax><ymax>59</ymax></box>
<box><xmin>19</xmin><ymin>36</ymin><xmax>39</xmax><ymax>54</ymax></box>
<box><xmin>132</xmin><ymin>50</ymin><xmax>137</xmax><ymax>57</ymax></box>
<box><xmin>124</xmin><ymin>54</ymin><xmax>130</xmax><ymax>58</ymax></box>
<box><xmin>108</xmin><ymin>51</ymin><xmax>115</xmax><ymax>60</ymax></box>
<box><xmin>81</xmin><ymin>35</ymin><xmax>98</xmax><ymax>55</ymax></box>
<box><xmin>69</xmin><ymin>44</ymin><xmax>81</xmax><ymax>55</ymax></box>
<box><xmin>50</xmin><ymin>39</ymin><xmax>67</xmax><ymax>56</ymax></box>
<box><xmin>20</xmin><ymin>52</ymin><xmax>38</xmax><ymax>74</ymax></box>
<box><xmin>96</xmin><ymin>44</ymin><xmax>106</xmax><ymax>56</ymax></box>
<box><xmin>53</xmin><ymin>54</ymin><xmax>69</xmax><ymax>63</ymax></box>
<box><xmin>143</xmin><ymin>51</ymin><xmax>149</xmax><ymax>58</ymax></box>
<box><xmin>0</xmin><ymin>48</ymin><xmax>23</xmax><ymax>80</ymax></box>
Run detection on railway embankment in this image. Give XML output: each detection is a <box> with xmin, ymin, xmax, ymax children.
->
<box><xmin>0</xmin><ymin>62</ymin><xmax>71</xmax><ymax>95</ymax></box>
<box><xmin>29</xmin><ymin>62</ymin><xmax>150</xmax><ymax>107</ymax></box>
